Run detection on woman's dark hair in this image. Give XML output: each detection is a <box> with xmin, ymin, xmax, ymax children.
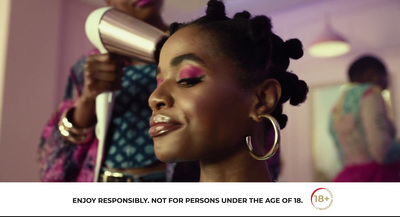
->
<box><xmin>348</xmin><ymin>55</ymin><xmax>387</xmax><ymax>82</ymax></box>
<box><xmin>158</xmin><ymin>0</ymin><xmax>308</xmax><ymax>129</ymax></box>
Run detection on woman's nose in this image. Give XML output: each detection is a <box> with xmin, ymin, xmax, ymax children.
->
<box><xmin>148</xmin><ymin>82</ymin><xmax>173</xmax><ymax>111</ymax></box>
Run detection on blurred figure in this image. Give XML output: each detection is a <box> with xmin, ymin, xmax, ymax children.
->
<box><xmin>38</xmin><ymin>0</ymin><xmax>199</xmax><ymax>182</ymax></box>
<box><xmin>329</xmin><ymin>54</ymin><xmax>400</xmax><ymax>182</ymax></box>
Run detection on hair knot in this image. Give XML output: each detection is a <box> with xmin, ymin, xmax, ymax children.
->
<box><xmin>283</xmin><ymin>39</ymin><xmax>303</xmax><ymax>59</ymax></box>
<box><xmin>206</xmin><ymin>0</ymin><xmax>226</xmax><ymax>19</ymax></box>
<box><xmin>233</xmin><ymin>11</ymin><xmax>251</xmax><ymax>20</ymax></box>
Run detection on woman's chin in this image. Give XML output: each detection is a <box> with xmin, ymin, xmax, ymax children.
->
<box><xmin>155</xmin><ymin>151</ymin><xmax>195</xmax><ymax>163</ymax></box>
<box><xmin>155</xmin><ymin>151</ymin><xmax>177</xmax><ymax>163</ymax></box>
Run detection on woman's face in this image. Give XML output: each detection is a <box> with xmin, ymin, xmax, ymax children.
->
<box><xmin>106</xmin><ymin>0</ymin><xmax>163</xmax><ymax>21</ymax></box>
<box><xmin>148</xmin><ymin>26</ymin><xmax>255</xmax><ymax>162</ymax></box>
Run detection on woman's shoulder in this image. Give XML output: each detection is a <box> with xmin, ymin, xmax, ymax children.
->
<box><xmin>344</xmin><ymin>83</ymin><xmax>381</xmax><ymax>97</ymax></box>
<box><xmin>362</xmin><ymin>84</ymin><xmax>382</xmax><ymax>97</ymax></box>
<box><xmin>123</xmin><ymin>63</ymin><xmax>157</xmax><ymax>74</ymax></box>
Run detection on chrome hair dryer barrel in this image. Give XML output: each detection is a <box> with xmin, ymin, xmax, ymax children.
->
<box><xmin>85</xmin><ymin>7</ymin><xmax>167</xmax><ymax>62</ymax></box>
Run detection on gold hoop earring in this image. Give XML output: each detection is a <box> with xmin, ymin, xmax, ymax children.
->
<box><xmin>246</xmin><ymin>114</ymin><xmax>280</xmax><ymax>160</ymax></box>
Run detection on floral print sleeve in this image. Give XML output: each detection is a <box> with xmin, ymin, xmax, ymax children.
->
<box><xmin>37</xmin><ymin>54</ymin><xmax>97</xmax><ymax>181</ymax></box>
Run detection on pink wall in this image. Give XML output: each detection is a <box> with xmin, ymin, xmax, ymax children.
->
<box><xmin>55</xmin><ymin>0</ymin><xmax>98</xmax><ymax>103</ymax></box>
<box><xmin>0</xmin><ymin>0</ymin><xmax>61</xmax><ymax>181</ymax></box>
<box><xmin>0</xmin><ymin>0</ymin><xmax>97</xmax><ymax>181</ymax></box>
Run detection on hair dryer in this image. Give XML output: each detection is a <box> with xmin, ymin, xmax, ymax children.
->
<box><xmin>85</xmin><ymin>7</ymin><xmax>167</xmax><ymax>181</ymax></box>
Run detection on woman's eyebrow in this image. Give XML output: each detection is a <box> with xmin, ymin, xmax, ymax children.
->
<box><xmin>170</xmin><ymin>53</ymin><xmax>205</xmax><ymax>66</ymax></box>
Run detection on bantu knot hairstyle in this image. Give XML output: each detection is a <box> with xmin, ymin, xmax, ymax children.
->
<box><xmin>154</xmin><ymin>36</ymin><xmax>168</xmax><ymax>63</ymax></box>
<box><xmin>205</xmin><ymin>0</ymin><xmax>227</xmax><ymax>20</ymax></box>
<box><xmin>158</xmin><ymin>0</ymin><xmax>309</xmax><ymax>129</ymax></box>
<box><xmin>348</xmin><ymin>54</ymin><xmax>387</xmax><ymax>82</ymax></box>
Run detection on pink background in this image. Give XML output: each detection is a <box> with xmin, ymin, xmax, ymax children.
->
<box><xmin>1</xmin><ymin>0</ymin><xmax>400</xmax><ymax>182</ymax></box>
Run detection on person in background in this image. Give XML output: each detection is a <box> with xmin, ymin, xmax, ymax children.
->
<box><xmin>148</xmin><ymin>0</ymin><xmax>308</xmax><ymax>181</ymax></box>
<box><xmin>38</xmin><ymin>0</ymin><xmax>199</xmax><ymax>182</ymax></box>
<box><xmin>330</xmin><ymin>54</ymin><xmax>400</xmax><ymax>182</ymax></box>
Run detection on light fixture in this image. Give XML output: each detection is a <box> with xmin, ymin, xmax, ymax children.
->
<box><xmin>308</xmin><ymin>15</ymin><xmax>350</xmax><ymax>58</ymax></box>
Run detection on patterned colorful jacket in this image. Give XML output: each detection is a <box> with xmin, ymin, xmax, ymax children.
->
<box><xmin>38</xmin><ymin>54</ymin><xmax>98</xmax><ymax>181</ymax></box>
<box><xmin>38</xmin><ymin>49</ymin><xmax>159</xmax><ymax>181</ymax></box>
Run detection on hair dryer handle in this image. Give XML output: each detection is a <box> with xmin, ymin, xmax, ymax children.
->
<box><xmin>85</xmin><ymin>7</ymin><xmax>115</xmax><ymax>181</ymax></box>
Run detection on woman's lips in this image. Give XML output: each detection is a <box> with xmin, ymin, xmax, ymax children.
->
<box><xmin>149</xmin><ymin>114</ymin><xmax>181</xmax><ymax>137</ymax></box>
<box><xmin>135</xmin><ymin>0</ymin><xmax>153</xmax><ymax>7</ymax></box>
<box><xmin>148</xmin><ymin>123</ymin><xmax>181</xmax><ymax>137</ymax></box>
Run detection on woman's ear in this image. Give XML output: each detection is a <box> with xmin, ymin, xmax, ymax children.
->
<box><xmin>250</xmin><ymin>79</ymin><xmax>281</xmax><ymax>121</ymax></box>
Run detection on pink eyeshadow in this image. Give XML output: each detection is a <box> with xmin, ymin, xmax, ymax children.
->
<box><xmin>179</xmin><ymin>66</ymin><xmax>204</xmax><ymax>80</ymax></box>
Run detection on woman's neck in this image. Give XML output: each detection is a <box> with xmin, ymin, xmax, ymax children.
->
<box><xmin>199</xmin><ymin>149</ymin><xmax>272</xmax><ymax>182</ymax></box>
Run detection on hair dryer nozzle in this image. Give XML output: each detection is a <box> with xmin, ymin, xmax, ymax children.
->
<box><xmin>85</xmin><ymin>7</ymin><xmax>112</xmax><ymax>54</ymax></box>
<box><xmin>85</xmin><ymin>7</ymin><xmax>167</xmax><ymax>63</ymax></box>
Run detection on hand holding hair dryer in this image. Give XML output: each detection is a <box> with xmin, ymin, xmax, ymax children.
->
<box><xmin>85</xmin><ymin>7</ymin><xmax>167</xmax><ymax>181</ymax></box>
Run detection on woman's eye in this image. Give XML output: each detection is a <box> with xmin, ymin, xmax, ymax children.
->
<box><xmin>177</xmin><ymin>75</ymin><xmax>205</xmax><ymax>87</ymax></box>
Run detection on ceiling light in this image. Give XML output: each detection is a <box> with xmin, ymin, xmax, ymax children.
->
<box><xmin>308</xmin><ymin>18</ymin><xmax>350</xmax><ymax>58</ymax></box>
